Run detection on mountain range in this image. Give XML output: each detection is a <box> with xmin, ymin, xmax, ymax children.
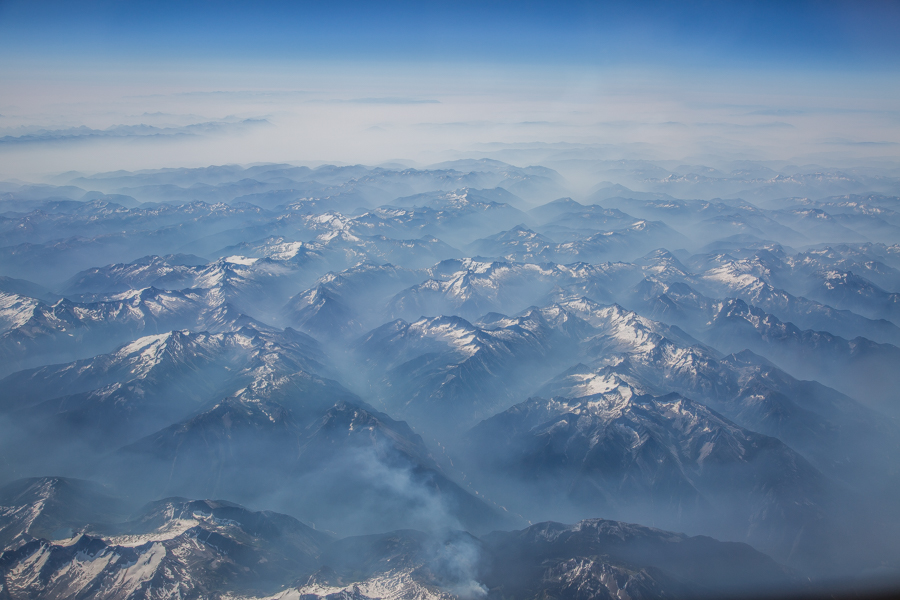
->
<box><xmin>2</xmin><ymin>159</ymin><xmax>899</xmax><ymax>598</ymax></box>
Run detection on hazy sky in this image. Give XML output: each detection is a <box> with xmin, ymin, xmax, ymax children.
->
<box><xmin>0</xmin><ymin>0</ymin><xmax>898</xmax><ymax>178</ymax></box>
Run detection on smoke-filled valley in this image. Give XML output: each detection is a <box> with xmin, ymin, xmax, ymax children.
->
<box><xmin>0</xmin><ymin>158</ymin><xmax>899</xmax><ymax>599</ymax></box>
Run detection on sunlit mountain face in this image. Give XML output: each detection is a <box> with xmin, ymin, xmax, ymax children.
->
<box><xmin>1</xmin><ymin>1</ymin><xmax>899</xmax><ymax>599</ymax></box>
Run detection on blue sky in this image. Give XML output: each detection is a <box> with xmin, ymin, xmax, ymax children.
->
<box><xmin>0</xmin><ymin>1</ymin><xmax>898</xmax><ymax>178</ymax></box>
<box><xmin>2</xmin><ymin>0</ymin><xmax>898</xmax><ymax>69</ymax></box>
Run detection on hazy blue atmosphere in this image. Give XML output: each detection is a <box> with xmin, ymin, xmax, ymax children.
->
<box><xmin>1</xmin><ymin>2</ymin><xmax>899</xmax><ymax>599</ymax></box>
<box><xmin>1</xmin><ymin>1</ymin><xmax>899</xmax><ymax>179</ymax></box>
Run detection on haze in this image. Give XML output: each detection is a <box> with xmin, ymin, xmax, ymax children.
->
<box><xmin>1</xmin><ymin>2</ymin><xmax>899</xmax><ymax>600</ymax></box>
<box><xmin>1</xmin><ymin>1</ymin><xmax>899</xmax><ymax>182</ymax></box>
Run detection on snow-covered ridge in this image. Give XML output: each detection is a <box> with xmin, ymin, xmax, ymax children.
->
<box><xmin>0</xmin><ymin>291</ymin><xmax>40</xmax><ymax>332</ymax></box>
<box><xmin>243</xmin><ymin>569</ymin><xmax>455</xmax><ymax>600</ymax></box>
<box><xmin>114</xmin><ymin>331</ymin><xmax>175</xmax><ymax>373</ymax></box>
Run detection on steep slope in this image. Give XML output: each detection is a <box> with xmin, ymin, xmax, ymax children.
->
<box><xmin>0</xmin><ymin>326</ymin><xmax>328</xmax><ymax>453</ymax></box>
<box><xmin>786</xmin><ymin>244</ymin><xmax>900</xmax><ymax>292</ymax></box>
<box><xmin>538</xmin><ymin>205</ymin><xmax>639</xmax><ymax>240</ymax></box>
<box><xmin>387</xmin><ymin>259</ymin><xmax>592</xmax><ymax>322</ymax></box>
<box><xmin>481</xmin><ymin>519</ymin><xmax>798</xmax><ymax>599</ymax></box>
<box><xmin>630</xmin><ymin>278</ymin><xmax>900</xmax><ymax>416</ymax></box>
<box><xmin>118</xmin><ymin>398</ymin><xmax>504</xmax><ymax>536</ymax></box>
<box><xmin>465</xmin><ymin>389</ymin><xmax>830</xmax><ymax>561</ymax></box>
<box><xmin>65</xmin><ymin>253</ymin><xmax>324</xmax><ymax>322</ymax></box>
<box><xmin>283</xmin><ymin>262</ymin><xmax>423</xmax><ymax>338</ymax></box>
<box><xmin>469</xmin><ymin>220</ymin><xmax>689</xmax><ymax>264</ymax></box>
<box><xmin>467</xmin><ymin>225</ymin><xmax>555</xmax><ymax>260</ymax></box>
<box><xmin>0</xmin><ymin>480</ymin><xmax>800</xmax><ymax>600</ymax></box>
<box><xmin>63</xmin><ymin>254</ymin><xmax>208</xmax><ymax>294</ymax></box>
<box><xmin>285</xmin><ymin>284</ymin><xmax>363</xmax><ymax>339</ymax></box>
<box><xmin>0</xmin><ymin>286</ymin><xmax>256</xmax><ymax>375</ymax></box>
<box><xmin>350</xmin><ymin>190</ymin><xmax>532</xmax><ymax>247</ymax></box>
<box><xmin>0</xmin><ymin>477</ymin><xmax>128</xmax><ymax>550</ymax></box>
<box><xmin>537</xmin><ymin>347</ymin><xmax>895</xmax><ymax>489</ymax></box>
<box><xmin>0</xmin><ymin>495</ymin><xmax>331</xmax><ymax>600</ymax></box>
<box><xmin>689</xmin><ymin>255</ymin><xmax>900</xmax><ymax>344</ymax></box>
<box><xmin>356</xmin><ymin>307</ymin><xmax>592</xmax><ymax>434</ymax></box>
<box><xmin>804</xmin><ymin>269</ymin><xmax>900</xmax><ymax>324</ymax></box>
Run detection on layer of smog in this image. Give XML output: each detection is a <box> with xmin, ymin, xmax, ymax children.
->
<box><xmin>1</xmin><ymin>2</ymin><xmax>899</xmax><ymax>599</ymax></box>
